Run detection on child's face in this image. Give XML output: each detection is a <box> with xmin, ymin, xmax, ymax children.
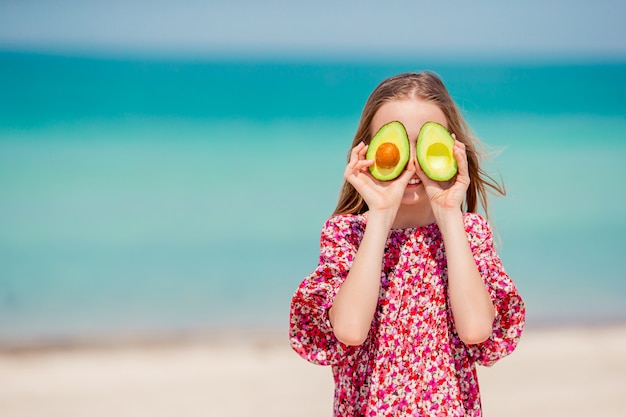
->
<box><xmin>370</xmin><ymin>98</ymin><xmax>448</xmax><ymax>207</ymax></box>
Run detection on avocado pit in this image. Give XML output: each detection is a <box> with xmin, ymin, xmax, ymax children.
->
<box><xmin>375</xmin><ymin>142</ymin><xmax>400</xmax><ymax>169</ymax></box>
<box><xmin>425</xmin><ymin>143</ymin><xmax>449</xmax><ymax>170</ymax></box>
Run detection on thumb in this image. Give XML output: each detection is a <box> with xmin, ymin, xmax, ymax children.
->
<box><xmin>413</xmin><ymin>155</ymin><xmax>430</xmax><ymax>184</ymax></box>
<box><xmin>396</xmin><ymin>159</ymin><xmax>416</xmax><ymax>184</ymax></box>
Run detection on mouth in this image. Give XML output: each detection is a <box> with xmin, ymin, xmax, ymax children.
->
<box><xmin>408</xmin><ymin>178</ymin><xmax>422</xmax><ymax>186</ymax></box>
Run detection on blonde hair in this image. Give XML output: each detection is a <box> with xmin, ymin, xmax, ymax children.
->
<box><xmin>333</xmin><ymin>71</ymin><xmax>505</xmax><ymax>217</ymax></box>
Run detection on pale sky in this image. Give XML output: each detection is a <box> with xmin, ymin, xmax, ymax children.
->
<box><xmin>1</xmin><ymin>0</ymin><xmax>625</xmax><ymax>59</ymax></box>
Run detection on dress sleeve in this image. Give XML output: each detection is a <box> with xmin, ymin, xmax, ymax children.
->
<box><xmin>289</xmin><ymin>216</ymin><xmax>360</xmax><ymax>366</ymax></box>
<box><xmin>464</xmin><ymin>213</ymin><xmax>526</xmax><ymax>367</ymax></box>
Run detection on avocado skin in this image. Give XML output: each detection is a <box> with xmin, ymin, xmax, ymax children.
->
<box><xmin>416</xmin><ymin>122</ymin><xmax>458</xmax><ymax>181</ymax></box>
<box><xmin>366</xmin><ymin>121</ymin><xmax>410</xmax><ymax>181</ymax></box>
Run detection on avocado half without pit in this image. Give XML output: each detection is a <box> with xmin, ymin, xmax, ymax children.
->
<box><xmin>367</xmin><ymin>121</ymin><xmax>410</xmax><ymax>181</ymax></box>
<box><xmin>416</xmin><ymin>122</ymin><xmax>458</xmax><ymax>181</ymax></box>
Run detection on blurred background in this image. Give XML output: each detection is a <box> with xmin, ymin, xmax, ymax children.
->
<box><xmin>1</xmin><ymin>0</ymin><xmax>625</xmax><ymax>347</ymax></box>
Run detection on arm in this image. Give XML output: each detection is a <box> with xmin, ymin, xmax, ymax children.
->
<box><xmin>329</xmin><ymin>142</ymin><xmax>413</xmax><ymax>346</ymax></box>
<box><xmin>290</xmin><ymin>216</ymin><xmax>366</xmax><ymax>365</ymax></box>
<box><xmin>437</xmin><ymin>209</ymin><xmax>495</xmax><ymax>344</ymax></box>
<box><xmin>419</xmin><ymin>140</ymin><xmax>495</xmax><ymax>345</ymax></box>
<box><xmin>465</xmin><ymin>215</ymin><xmax>526</xmax><ymax>365</ymax></box>
<box><xmin>329</xmin><ymin>209</ymin><xmax>394</xmax><ymax>346</ymax></box>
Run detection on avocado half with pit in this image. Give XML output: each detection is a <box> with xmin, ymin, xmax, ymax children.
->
<box><xmin>416</xmin><ymin>122</ymin><xmax>457</xmax><ymax>181</ymax></box>
<box><xmin>367</xmin><ymin>121</ymin><xmax>410</xmax><ymax>181</ymax></box>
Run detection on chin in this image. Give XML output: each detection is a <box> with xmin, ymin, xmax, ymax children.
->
<box><xmin>400</xmin><ymin>191</ymin><xmax>424</xmax><ymax>206</ymax></box>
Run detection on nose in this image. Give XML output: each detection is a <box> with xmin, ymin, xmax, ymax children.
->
<box><xmin>406</xmin><ymin>137</ymin><xmax>418</xmax><ymax>171</ymax></box>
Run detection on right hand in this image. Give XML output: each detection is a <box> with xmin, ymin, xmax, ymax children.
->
<box><xmin>344</xmin><ymin>142</ymin><xmax>415</xmax><ymax>213</ymax></box>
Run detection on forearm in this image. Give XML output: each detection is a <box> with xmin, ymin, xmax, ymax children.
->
<box><xmin>437</xmin><ymin>209</ymin><xmax>495</xmax><ymax>345</ymax></box>
<box><xmin>329</xmin><ymin>210</ymin><xmax>394</xmax><ymax>346</ymax></box>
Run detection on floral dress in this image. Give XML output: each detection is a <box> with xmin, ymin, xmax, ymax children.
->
<box><xmin>289</xmin><ymin>212</ymin><xmax>525</xmax><ymax>417</ymax></box>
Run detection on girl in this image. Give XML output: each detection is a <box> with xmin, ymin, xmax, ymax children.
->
<box><xmin>289</xmin><ymin>72</ymin><xmax>525</xmax><ymax>417</ymax></box>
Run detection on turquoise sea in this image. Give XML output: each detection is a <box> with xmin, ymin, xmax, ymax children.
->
<box><xmin>1</xmin><ymin>51</ymin><xmax>625</xmax><ymax>345</ymax></box>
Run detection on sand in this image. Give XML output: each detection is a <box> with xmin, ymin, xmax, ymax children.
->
<box><xmin>1</xmin><ymin>325</ymin><xmax>625</xmax><ymax>417</ymax></box>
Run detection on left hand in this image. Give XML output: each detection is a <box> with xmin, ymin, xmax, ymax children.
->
<box><xmin>415</xmin><ymin>137</ymin><xmax>470</xmax><ymax>216</ymax></box>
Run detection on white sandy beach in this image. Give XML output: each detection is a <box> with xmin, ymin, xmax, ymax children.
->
<box><xmin>1</xmin><ymin>325</ymin><xmax>625</xmax><ymax>417</ymax></box>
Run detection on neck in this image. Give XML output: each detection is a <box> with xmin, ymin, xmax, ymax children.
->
<box><xmin>392</xmin><ymin>204</ymin><xmax>436</xmax><ymax>229</ymax></box>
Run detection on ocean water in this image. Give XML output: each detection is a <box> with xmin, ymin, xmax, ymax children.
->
<box><xmin>1</xmin><ymin>51</ymin><xmax>625</xmax><ymax>345</ymax></box>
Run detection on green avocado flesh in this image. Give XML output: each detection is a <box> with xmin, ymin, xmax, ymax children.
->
<box><xmin>366</xmin><ymin>121</ymin><xmax>410</xmax><ymax>181</ymax></box>
<box><xmin>416</xmin><ymin>122</ymin><xmax>457</xmax><ymax>181</ymax></box>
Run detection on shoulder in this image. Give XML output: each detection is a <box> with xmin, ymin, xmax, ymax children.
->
<box><xmin>462</xmin><ymin>212</ymin><xmax>493</xmax><ymax>239</ymax></box>
<box><xmin>323</xmin><ymin>213</ymin><xmax>366</xmax><ymax>233</ymax></box>
<box><xmin>320</xmin><ymin>213</ymin><xmax>366</xmax><ymax>244</ymax></box>
<box><xmin>462</xmin><ymin>212</ymin><xmax>489</xmax><ymax>229</ymax></box>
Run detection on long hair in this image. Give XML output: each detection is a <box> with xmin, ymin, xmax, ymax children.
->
<box><xmin>333</xmin><ymin>71</ymin><xmax>505</xmax><ymax>218</ymax></box>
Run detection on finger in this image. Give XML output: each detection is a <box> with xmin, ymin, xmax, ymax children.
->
<box><xmin>345</xmin><ymin>154</ymin><xmax>374</xmax><ymax>181</ymax></box>
<box><xmin>453</xmin><ymin>139</ymin><xmax>469</xmax><ymax>179</ymax></box>
<box><xmin>392</xmin><ymin>166</ymin><xmax>415</xmax><ymax>189</ymax></box>
<box><xmin>355</xmin><ymin>159</ymin><xmax>374</xmax><ymax>172</ymax></box>
<box><xmin>413</xmin><ymin>154</ymin><xmax>433</xmax><ymax>185</ymax></box>
<box><xmin>405</xmin><ymin>153</ymin><xmax>417</xmax><ymax>173</ymax></box>
<box><xmin>349</xmin><ymin>142</ymin><xmax>365</xmax><ymax>161</ymax></box>
<box><xmin>347</xmin><ymin>143</ymin><xmax>366</xmax><ymax>172</ymax></box>
<box><xmin>358</xmin><ymin>142</ymin><xmax>369</xmax><ymax>160</ymax></box>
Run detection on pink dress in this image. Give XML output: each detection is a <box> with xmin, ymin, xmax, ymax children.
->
<box><xmin>290</xmin><ymin>212</ymin><xmax>525</xmax><ymax>417</ymax></box>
